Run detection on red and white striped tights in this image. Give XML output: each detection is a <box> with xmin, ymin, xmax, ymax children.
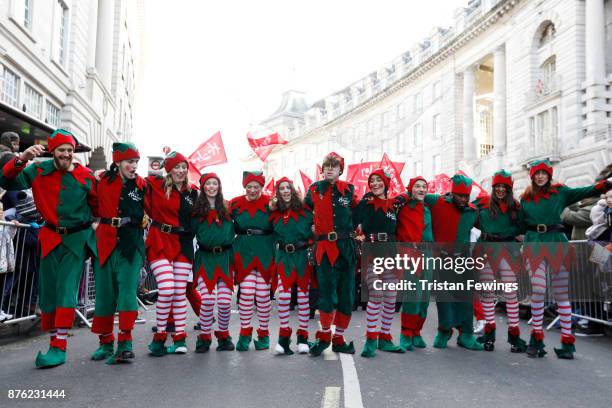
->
<box><xmin>150</xmin><ymin>259</ymin><xmax>192</xmax><ymax>335</ymax></box>
<box><xmin>239</xmin><ymin>270</ymin><xmax>271</xmax><ymax>331</ymax></box>
<box><xmin>196</xmin><ymin>277</ymin><xmax>232</xmax><ymax>335</ymax></box>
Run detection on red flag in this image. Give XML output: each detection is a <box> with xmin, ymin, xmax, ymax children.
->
<box><xmin>247</xmin><ymin>132</ymin><xmax>288</xmax><ymax>162</ymax></box>
<box><xmin>379</xmin><ymin>153</ymin><xmax>405</xmax><ymax>198</ymax></box>
<box><xmin>315</xmin><ymin>164</ymin><xmax>323</xmax><ymax>181</ymax></box>
<box><xmin>263</xmin><ymin>177</ymin><xmax>275</xmax><ymax>196</ymax></box>
<box><xmin>188</xmin><ymin>131</ymin><xmax>228</xmax><ymax>170</ymax></box>
<box><xmin>347</xmin><ymin>160</ymin><xmax>406</xmax><ymax>198</ymax></box>
<box><xmin>299</xmin><ymin>170</ymin><xmax>313</xmax><ymax>192</ymax></box>
<box><xmin>428</xmin><ymin>173</ymin><xmax>452</xmax><ymax>194</ymax></box>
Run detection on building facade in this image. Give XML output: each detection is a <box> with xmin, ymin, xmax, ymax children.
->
<box><xmin>248</xmin><ymin>0</ymin><xmax>612</xmax><ymax>193</ymax></box>
<box><xmin>0</xmin><ymin>0</ymin><xmax>144</xmax><ymax>169</ymax></box>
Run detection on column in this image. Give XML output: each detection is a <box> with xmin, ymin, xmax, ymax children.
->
<box><xmin>95</xmin><ymin>0</ymin><xmax>115</xmax><ymax>90</ymax></box>
<box><xmin>584</xmin><ymin>0</ymin><xmax>608</xmax><ymax>132</ymax></box>
<box><xmin>463</xmin><ymin>65</ymin><xmax>476</xmax><ymax>160</ymax></box>
<box><xmin>493</xmin><ymin>46</ymin><xmax>507</xmax><ymax>155</ymax></box>
<box><xmin>87</xmin><ymin>0</ymin><xmax>99</xmax><ymax>68</ymax></box>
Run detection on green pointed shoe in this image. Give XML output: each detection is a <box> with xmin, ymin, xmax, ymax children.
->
<box><xmin>412</xmin><ymin>335</ymin><xmax>427</xmax><ymax>348</ymax></box>
<box><xmin>507</xmin><ymin>327</ymin><xmax>527</xmax><ymax>353</ymax></box>
<box><xmin>526</xmin><ymin>331</ymin><xmax>547</xmax><ymax>358</ymax></box>
<box><xmin>360</xmin><ymin>338</ymin><xmax>378</xmax><ymax>358</ymax></box>
<box><xmin>35</xmin><ymin>347</ymin><xmax>66</xmax><ymax>368</ymax></box>
<box><xmin>148</xmin><ymin>340</ymin><xmax>167</xmax><ymax>357</ymax></box>
<box><xmin>195</xmin><ymin>336</ymin><xmax>212</xmax><ymax>353</ymax></box>
<box><xmin>167</xmin><ymin>339</ymin><xmax>188</xmax><ymax>354</ymax></box>
<box><xmin>254</xmin><ymin>337</ymin><xmax>270</xmax><ymax>350</ymax></box>
<box><xmin>106</xmin><ymin>341</ymin><xmax>134</xmax><ymax>364</ymax></box>
<box><xmin>236</xmin><ymin>335</ymin><xmax>252</xmax><ymax>351</ymax></box>
<box><xmin>457</xmin><ymin>333</ymin><xmax>484</xmax><ymax>351</ymax></box>
<box><xmin>554</xmin><ymin>335</ymin><xmax>576</xmax><ymax>360</ymax></box>
<box><xmin>216</xmin><ymin>337</ymin><xmax>235</xmax><ymax>351</ymax></box>
<box><xmin>91</xmin><ymin>342</ymin><xmax>114</xmax><ymax>361</ymax></box>
<box><xmin>378</xmin><ymin>334</ymin><xmax>405</xmax><ymax>353</ymax></box>
<box><xmin>332</xmin><ymin>340</ymin><xmax>355</xmax><ymax>354</ymax></box>
<box><xmin>399</xmin><ymin>334</ymin><xmax>414</xmax><ymax>351</ymax></box>
<box><xmin>433</xmin><ymin>330</ymin><xmax>452</xmax><ymax>349</ymax></box>
<box><xmin>309</xmin><ymin>331</ymin><xmax>332</xmax><ymax>356</ymax></box>
<box><xmin>274</xmin><ymin>336</ymin><xmax>294</xmax><ymax>355</ymax></box>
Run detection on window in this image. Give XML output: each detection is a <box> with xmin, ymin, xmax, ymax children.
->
<box><xmin>46</xmin><ymin>102</ymin><xmax>61</xmax><ymax>126</ymax></box>
<box><xmin>413</xmin><ymin>123</ymin><xmax>422</xmax><ymax>146</ymax></box>
<box><xmin>55</xmin><ymin>1</ymin><xmax>69</xmax><ymax>65</ymax></box>
<box><xmin>397</xmin><ymin>103</ymin><xmax>405</xmax><ymax>120</ymax></box>
<box><xmin>24</xmin><ymin>84</ymin><xmax>42</xmax><ymax>119</ymax></box>
<box><xmin>1</xmin><ymin>67</ymin><xmax>20</xmax><ymax>107</ymax></box>
<box><xmin>432</xmin><ymin>114</ymin><xmax>441</xmax><ymax>139</ymax></box>
<box><xmin>433</xmin><ymin>81</ymin><xmax>441</xmax><ymax>100</ymax></box>
<box><xmin>537</xmin><ymin>56</ymin><xmax>557</xmax><ymax>95</ymax></box>
<box><xmin>433</xmin><ymin>154</ymin><xmax>441</xmax><ymax>175</ymax></box>
<box><xmin>413</xmin><ymin>93</ymin><xmax>422</xmax><ymax>113</ymax></box>
<box><xmin>24</xmin><ymin>0</ymin><xmax>32</xmax><ymax>30</ymax></box>
<box><xmin>539</xmin><ymin>22</ymin><xmax>556</xmax><ymax>47</ymax></box>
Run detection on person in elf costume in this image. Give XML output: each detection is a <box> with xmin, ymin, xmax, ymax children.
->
<box><xmin>424</xmin><ymin>174</ymin><xmax>484</xmax><ymax>351</ymax></box>
<box><xmin>520</xmin><ymin>159</ymin><xmax>612</xmax><ymax>359</ymax></box>
<box><xmin>473</xmin><ymin>170</ymin><xmax>527</xmax><ymax>353</ymax></box>
<box><xmin>230</xmin><ymin>171</ymin><xmax>275</xmax><ymax>351</ymax></box>
<box><xmin>355</xmin><ymin>169</ymin><xmax>405</xmax><ymax>358</ymax></box>
<box><xmin>146</xmin><ymin>152</ymin><xmax>198</xmax><ymax>356</ymax></box>
<box><xmin>394</xmin><ymin>176</ymin><xmax>433</xmax><ymax>351</ymax></box>
<box><xmin>191</xmin><ymin>172</ymin><xmax>235</xmax><ymax>352</ymax></box>
<box><xmin>90</xmin><ymin>142</ymin><xmax>147</xmax><ymax>364</ymax></box>
<box><xmin>305</xmin><ymin>152</ymin><xmax>359</xmax><ymax>356</ymax></box>
<box><xmin>0</xmin><ymin>129</ymin><xmax>98</xmax><ymax>368</ymax></box>
<box><xmin>269</xmin><ymin>177</ymin><xmax>314</xmax><ymax>355</ymax></box>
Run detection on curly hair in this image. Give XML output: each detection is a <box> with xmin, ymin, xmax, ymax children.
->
<box><xmin>275</xmin><ymin>182</ymin><xmax>303</xmax><ymax>211</ymax></box>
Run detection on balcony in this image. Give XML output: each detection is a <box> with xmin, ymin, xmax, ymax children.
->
<box><xmin>525</xmin><ymin>74</ymin><xmax>562</xmax><ymax>107</ymax></box>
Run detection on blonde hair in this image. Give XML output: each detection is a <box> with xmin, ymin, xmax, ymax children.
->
<box><xmin>163</xmin><ymin>174</ymin><xmax>191</xmax><ymax>199</ymax></box>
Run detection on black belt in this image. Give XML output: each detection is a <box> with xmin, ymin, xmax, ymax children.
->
<box><xmin>480</xmin><ymin>232</ymin><xmax>516</xmax><ymax>242</ymax></box>
<box><xmin>278</xmin><ymin>240</ymin><xmax>309</xmax><ymax>254</ymax></box>
<box><xmin>198</xmin><ymin>243</ymin><xmax>232</xmax><ymax>254</ymax></box>
<box><xmin>44</xmin><ymin>221</ymin><xmax>92</xmax><ymax>236</ymax></box>
<box><xmin>99</xmin><ymin>217</ymin><xmax>141</xmax><ymax>228</ymax></box>
<box><xmin>526</xmin><ymin>224</ymin><xmax>565</xmax><ymax>234</ymax></box>
<box><xmin>365</xmin><ymin>232</ymin><xmax>396</xmax><ymax>242</ymax></box>
<box><xmin>315</xmin><ymin>231</ymin><xmax>355</xmax><ymax>242</ymax></box>
<box><xmin>151</xmin><ymin>220</ymin><xmax>187</xmax><ymax>234</ymax></box>
<box><xmin>236</xmin><ymin>228</ymin><xmax>273</xmax><ymax>236</ymax></box>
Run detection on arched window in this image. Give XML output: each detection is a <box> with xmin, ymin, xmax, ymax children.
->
<box><xmin>537</xmin><ymin>55</ymin><xmax>557</xmax><ymax>95</ymax></box>
<box><xmin>539</xmin><ymin>22</ymin><xmax>556</xmax><ymax>47</ymax></box>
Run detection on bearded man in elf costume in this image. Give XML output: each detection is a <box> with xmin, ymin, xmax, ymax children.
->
<box><xmin>90</xmin><ymin>142</ymin><xmax>146</xmax><ymax>364</ymax></box>
<box><xmin>424</xmin><ymin>174</ymin><xmax>484</xmax><ymax>351</ymax></box>
<box><xmin>0</xmin><ymin>129</ymin><xmax>98</xmax><ymax>368</ymax></box>
<box><xmin>230</xmin><ymin>171</ymin><xmax>275</xmax><ymax>351</ymax></box>
<box><xmin>269</xmin><ymin>177</ymin><xmax>314</xmax><ymax>355</ymax></box>
<box><xmin>394</xmin><ymin>176</ymin><xmax>433</xmax><ymax>351</ymax></box>
<box><xmin>305</xmin><ymin>152</ymin><xmax>359</xmax><ymax>356</ymax></box>
<box><xmin>355</xmin><ymin>169</ymin><xmax>405</xmax><ymax>358</ymax></box>
<box><xmin>191</xmin><ymin>173</ymin><xmax>235</xmax><ymax>352</ymax></box>
<box><xmin>520</xmin><ymin>159</ymin><xmax>612</xmax><ymax>359</ymax></box>
<box><xmin>473</xmin><ymin>170</ymin><xmax>527</xmax><ymax>353</ymax></box>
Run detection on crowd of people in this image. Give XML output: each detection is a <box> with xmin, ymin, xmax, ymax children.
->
<box><xmin>0</xmin><ymin>128</ymin><xmax>611</xmax><ymax>368</ymax></box>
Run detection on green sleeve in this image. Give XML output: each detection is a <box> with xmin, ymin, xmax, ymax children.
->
<box><xmin>559</xmin><ymin>185</ymin><xmax>601</xmax><ymax>207</ymax></box>
<box><xmin>0</xmin><ymin>162</ymin><xmax>37</xmax><ymax>191</ymax></box>
<box><xmin>304</xmin><ymin>185</ymin><xmax>313</xmax><ymax>209</ymax></box>
<box><xmin>423</xmin><ymin>193</ymin><xmax>440</xmax><ymax>207</ymax></box>
<box><xmin>352</xmin><ymin>198</ymin><xmax>366</xmax><ymax>227</ymax></box>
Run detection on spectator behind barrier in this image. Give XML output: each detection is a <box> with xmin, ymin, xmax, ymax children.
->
<box><xmin>586</xmin><ymin>190</ymin><xmax>612</xmax><ymax>242</ymax></box>
<box><xmin>0</xmin><ymin>131</ymin><xmax>20</xmax><ymax>153</ymax></box>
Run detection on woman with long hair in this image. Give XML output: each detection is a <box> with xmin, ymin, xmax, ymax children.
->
<box><xmin>146</xmin><ymin>152</ymin><xmax>198</xmax><ymax>356</ymax></box>
<box><xmin>269</xmin><ymin>177</ymin><xmax>313</xmax><ymax>355</ymax></box>
<box><xmin>230</xmin><ymin>171</ymin><xmax>275</xmax><ymax>351</ymax></box>
<box><xmin>191</xmin><ymin>173</ymin><xmax>235</xmax><ymax>352</ymax></box>
<box><xmin>474</xmin><ymin>170</ymin><xmax>527</xmax><ymax>353</ymax></box>
<box><xmin>520</xmin><ymin>159</ymin><xmax>611</xmax><ymax>359</ymax></box>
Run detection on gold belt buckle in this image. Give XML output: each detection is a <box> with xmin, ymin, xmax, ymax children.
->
<box><xmin>212</xmin><ymin>246</ymin><xmax>223</xmax><ymax>254</ymax></box>
<box><xmin>285</xmin><ymin>244</ymin><xmax>296</xmax><ymax>253</ymax></box>
<box><xmin>56</xmin><ymin>226</ymin><xmax>67</xmax><ymax>235</ymax></box>
<box><xmin>161</xmin><ymin>223</ymin><xmax>172</xmax><ymax>233</ymax></box>
<box><xmin>536</xmin><ymin>224</ymin><xmax>547</xmax><ymax>233</ymax></box>
<box><xmin>111</xmin><ymin>217</ymin><xmax>122</xmax><ymax>228</ymax></box>
<box><xmin>377</xmin><ymin>232</ymin><xmax>388</xmax><ymax>242</ymax></box>
<box><xmin>327</xmin><ymin>231</ymin><xmax>338</xmax><ymax>242</ymax></box>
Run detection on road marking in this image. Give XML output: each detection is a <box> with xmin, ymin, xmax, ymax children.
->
<box><xmin>321</xmin><ymin>386</ymin><xmax>341</xmax><ymax>408</ymax></box>
<box><xmin>339</xmin><ymin>353</ymin><xmax>364</xmax><ymax>408</ymax></box>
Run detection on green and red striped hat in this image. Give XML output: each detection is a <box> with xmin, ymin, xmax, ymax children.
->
<box><xmin>48</xmin><ymin>129</ymin><xmax>77</xmax><ymax>152</ymax></box>
<box><xmin>112</xmin><ymin>142</ymin><xmax>140</xmax><ymax>163</ymax></box>
<box><xmin>163</xmin><ymin>151</ymin><xmax>188</xmax><ymax>172</ymax></box>
<box><xmin>451</xmin><ymin>174</ymin><xmax>473</xmax><ymax>195</ymax></box>
<box><xmin>242</xmin><ymin>170</ymin><xmax>265</xmax><ymax>187</ymax></box>
<box><xmin>529</xmin><ymin>159</ymin><xmax>553</xmax><ymax>179</ymax></box>
<box><xmin>492</xmin><ymin>169</ymin><xmax>513</xmax><ymax>188</ymax></box>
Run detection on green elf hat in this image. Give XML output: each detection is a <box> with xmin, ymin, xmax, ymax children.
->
<box><xmin>242</xmin><ymin>170</ymin><xmax>265</xmax><ymax>187</ymax></box>
<box><xmin>529</xmin><ymin>159</ymin><xmax>553</xmax><ymax>179</ymax></box>
<box><xmin>492</xmin><ymin>169</ymin><xmax>513</xmax><ymax>188</ymax></box>
<box><xmin>112</xmin><ymin>142</ymin><xmax>140</xmax><ymax>163</ymax></box>
<box><xmin>163</xmin><ymin>151</ymin><xmax>188</xmax><ymax>172</ymax></box>
<box><xmin>451</xmin><ymin>174</ymin><xmax>473</xmax><ymax>195</ymax></box>
<box><xmin>48</xmin><ymin>129</ymin><xmax>77</xmax><ymax>152</ymax></box>
<box><xmin>368</xmin><ymin>168</ymin><xmax>391</xmax><ymax>189</ymax></box>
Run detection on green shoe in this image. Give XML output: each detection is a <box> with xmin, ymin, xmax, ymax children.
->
<box><xmin>148</xmin><ymin>338</ymin><xmax>167</xmax><ymax>357</ymax></box>
<box><xmin>274</xmin><ymin>336</ymin><xmax>294</xmax><ymax>355</ymax></box>
<box><xmin>457</xmin><ymin>333</ymin><xmax>484</xmax><ymax>351</ymax></box>
<box><xmin>254</xmin><ymin>329</ymin><xmax>270</xmax><ymax>350</ymax></box>
<box><xmin>35</xmin><ymin>347</ymin><xmax>66</xmax><ymax>368</ymax></box>
<box><xmin>195</xmin><ymin>336</ymin><xmax>212</xmax><ymax>353</ymax></box>
<box><xmin>296</xmin><ymin>329</ymin><xmax>310</xmax><ymax>354</ymax></box>
<box><xmin>216</xmin><ymin>336</ymin><xmax>235</xmax><ymax>351</ymax></box>
<box><xmin>332</xmin><ymin>340</ymin><xmax>355</xmax><ymax>354</ymax></box>
<box><xmin>399</xmin><ymin>334</ymin><xmax>414</xmax><ymax>351</ymax></box>
<box><xmin>433</xmin><ymin>330</ymin><xmax>452</xmax><ymax>349</ymax></box>
<box><xmin>554</xmin><ymin>335</ymin><xmax>575</xmax><ymax>360</ymax></box>
<box><xmin>106</xmin><ymin>341</ymin><xmax>134</xmax><ymax>365</ymax></box>
<box><xmin>526</xmin><ymin>331</ymin><xmax>547</xmax><ymax>358</ymax></box>
<box><xmin>167</xmin><ymin>339</ymin><xmax>188</xmax><ymax>354</ymax></box>
<box><xmin>91</xmin><ymin>342</ymin><xmax>114</xmax><ymax>361</ymax></box>
<box><xmin>360</xmin><ymin>338</ymin><xmax>378</xmax><ymax>358</ymax></box>
<box><xmin>309</xmin><ymin>331</ymin><xmax>331</xmax><ymax>356</ymax></box>
<box><xmin>378</xmin><ymin>334</ymin><xmax>405</xmax><ymax>353</ymax></box>
<box><xmin>412</xmin><ymin>335</ymin><xmax>427</xmax><ymax>348</ymax></box>
<box><xmin>507</xmin><ymin>327</ymin><xmax>527</xmax><ymax>353</ymax></box>
<box><xmin>236</xmin><ymin>328</ymin><xmax>253</xmax><ymax>352</ymax></box>
<box><xmin>477</xmin><ymin>323</ymin><xmax>496</xmax><ymax>351</ymax></box>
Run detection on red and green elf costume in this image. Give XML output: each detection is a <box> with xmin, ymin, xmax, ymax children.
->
<box><xmin>191</xmin><ymin>172</ymin><xmax>235</xmax><ymax>352</ymax></box>
<box><xmin>145</xmin><ymin>152</ymin><xmax>198</xmax><ymax>356</ymax></box>
<box><xmin>230</xmin><ymin>171</ymin><xmax>275</xmax><ymax>351</ymax></box>
<box><xmin>473</xmin><ymin>170</ymin><xmax>527</xmax><ymax>353</ymax></box>
<box><xmin>424</xmin><ymin>174</ymin><xmax>483</xmax><ymax>351</ymax></box>
<box><xmin>270</xmin><ymin>177</ymin><xmax>314</xmax><ymax>354</ymax></box>
<box><xmin>394</xmin><ymin>176</ymin><xmax>433</xmax><ymax>351</ymax></box>
<box><xmin>90</xmin><ymin>142</ymin><xmax>146</xmax><ymax>364</ymax></box>
<box><xmin>0</xmin><ymin>129</ymin><xmax>98</xmax><ymax>368</ymax></box>
<box><xmin>305</xmin><ymin>152</ymin><xmax>359</xmax><ymax>356</ymax></box>
<box><xmin>520</xmin><ymin>159</ymin><xmax>612</xmax><ymax>359</ymax></box>
<box><xmin>355</xmin><ymin>169</ymin><xmax>405</xmax><ymax>357</ymax></box>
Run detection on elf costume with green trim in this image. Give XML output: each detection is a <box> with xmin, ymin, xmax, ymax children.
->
<box><xmin>0</xmin><ymin>129</ymin><xmax>98</xmax><ymax>368</ymax></box>
<box><xmin>192</xmin><ymin>173</ymin><xmax>235</xmax><ymax>352</ymax></box>
<box><xmin>270</xmin><ymin>177</ymin><xmax>314</xmax><ymax>355</ymax></box>
<box><xmin>304</xmin><ymin>152</ymin><xmax>359</xmax><ymax>356</ymax></box>
<box><xmin>394</xmin><ymin>176</ymin><xmax>433</xmax><ymax>351</ymax></box>
<box><xmin>473</xmin><ymin>170</ymin><xmax>526</xmax><ymax>353</ymax></box>
<box><xmin>230</xmin><ymin>171</ymin><xmax>275</xmax><ymax>351</ymax></box>
<box><xmin>520</xmin><ymin>160</ymin><xmax>612</xmax><ymax>359</ymax></box>
<box><xmin>354</xmin><ymin>169</ymin><xmax>404</xmax><ymax>357</ymax></box>
<box><xmin>424</xmin><ymin>174</ymin><xmax>483</xmax><ymax>351</ymax></box>
<box><xmin>91</xmin><ymin>143</ymin><xmax>146</xmax><ymax>364</ymax></box>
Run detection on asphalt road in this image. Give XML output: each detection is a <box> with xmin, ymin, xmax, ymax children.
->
<box><xmin>1</xmin><ymin>304</ymin><xmax>611</xmax><ymax>408</ymax></box>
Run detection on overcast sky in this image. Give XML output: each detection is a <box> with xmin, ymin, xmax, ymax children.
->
<box><xmin>133</xmin><ymin>0</ymin><xmax>467</xmax><ymax>194</ymax></box>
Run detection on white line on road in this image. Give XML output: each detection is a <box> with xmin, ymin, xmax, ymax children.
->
<box><xmin>321</xmin><ymin>386</ymin><xmax>341</xmax><ymax>408</ymax></box>
<box><xmin>339</xmin><ymin>353</ymin><xmax>364</xmax><ymax>408</ymax></box>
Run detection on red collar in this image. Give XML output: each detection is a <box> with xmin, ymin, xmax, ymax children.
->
<box><xmin>71</xmin><ymin>163</ymin><xmax>95</xmax><ymax>186</ymax></box>
<box><xmin>231</xmin><ymin>194</ymin><xmax>269</xmax><ymax>217</ymax></box>
<box><xmin>525</xmin><ymin>184</ymin><xmax>562</xmax><ymax>203</ymax></box>
<box><xmin>203</xmin><ymin>209</ymin><xmax>230</xmax><ymax>226</ymax></box>
<box><xmin>269</xmin><ymin>207</ymin><xmax>305</xmax><ymax>225</ymax></box>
